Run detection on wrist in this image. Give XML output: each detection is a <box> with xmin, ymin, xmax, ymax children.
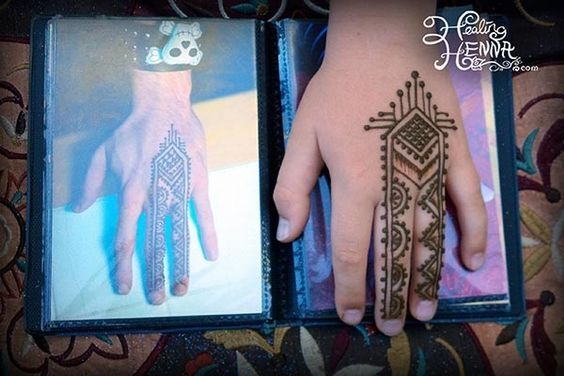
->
<box><xmin>323</xmin><ymin>0</ymin><xmax>439</xmax><ymax>70</ymax></box>
<box><xmin>131</xmin><ymin>69</ymin><xmax>194</xmax><ymax>114</ymax></box>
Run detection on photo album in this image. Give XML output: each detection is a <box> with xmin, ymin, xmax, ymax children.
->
<box><xmin>25</xmin><ymin>14</ymin><xmax>524</xmax><ymax>334</ymax></box>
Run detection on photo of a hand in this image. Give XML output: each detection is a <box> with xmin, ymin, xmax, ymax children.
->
<box><xmin>74</xmin><ymin>69</ymin><xmax>218</xmax><ymax>305</ymax></box>
<box><xmin>274</xmin><ymin>0</ymin><xmax>487</xmax><ymax>336</ymax></box>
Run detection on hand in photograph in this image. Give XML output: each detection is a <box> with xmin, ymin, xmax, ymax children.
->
<box><xmin>274</xmin><ymin>0</ymin><xmax>487</xmax><ymax>335</ymax></box>
<box><xmin>74</xmin><ymin>69</ymin><xmax>218</xmax><ymax>305</ymax></box>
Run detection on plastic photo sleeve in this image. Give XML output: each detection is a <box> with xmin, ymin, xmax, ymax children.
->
<box><xmin>276</xmin><ymin>18</ymin><xmax>521</xmax><ymax>320</ymax></box>
<box><xmin>27</xmin><ymin>18</ymin><xmax>271</xmax><ymax>331</ymax></box>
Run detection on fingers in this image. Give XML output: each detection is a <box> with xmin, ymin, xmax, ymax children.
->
<box><xmin>171</xmin><ymin>185</ymin><xmax>190</xmax><ymax>295</ymax></box>
<box><xmin>114</xmin><ymin>183</ymin><xmax>144</xmax><ymax>295</ymax></box>
<box><xmin>74</xmin><ymin>144</ymin><xmax>106</xmax><ymax>212</ymax></box>
<box><xmin>446</xmin><ymin>151</ymin><xmax>487</xmax><ymax>271</ymax></box>
<box><xmin>408</xmin><ymin>180</ymin><xmax>446</xmax><ymax>322</ymax></box>
<box><xmin>171</xmin><ymin>200</ymin><xmax>190</xmax><ymax>296</ymax></box>
<box><xmin>331</xmin><ymin>181</ymin><xmax>374</xmax><ymax>326</ymax></box>
<box><xmin>144</xmin><ymin>182</ymin><xmax>167</xmax><ymax>305</ymax></box>
<box><xmin>192</xmin><ymin>179</ymin><xmax>218</xmax><ymax>262</ymax></box>
<box><xmin>373</xmin><ymin>182</ymin><xmax>415</xmax><ymax>336</ymax></box>
<box><xmin>273</xmin><ymin>116</ymin><xmax>323</xmax><ymax>242</ymax></box>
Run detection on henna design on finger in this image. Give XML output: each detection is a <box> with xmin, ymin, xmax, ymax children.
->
<box><xmin>145</xmin><ymin>125</ymin><xmax>191</xmax><ymax>299</ymax></box>
<box><xmin>364</xmin><ymin>71</ymin><xmax>457</xmax><ymax>318</ymax></box>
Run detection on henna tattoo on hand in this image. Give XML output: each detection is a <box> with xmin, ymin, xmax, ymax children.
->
<box><xmin>145</xmin><ymin>125</ymin><xmax>191</xmax><ymax>299</ymax></box>
<box><xmin>364</xmin><ymin>71</ymin><xmax>457</xmax><ymax>319</ymax></box>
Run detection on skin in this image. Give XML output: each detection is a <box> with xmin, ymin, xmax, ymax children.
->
<box><xmin>274</xmin><ymin>0</ymin><xmax>488</xmax><ymax>336</ymax></box>
<box><xmin>74</xmin><ymin>69</ymin><xmax>218</xmax><ymax>304</ymax></box>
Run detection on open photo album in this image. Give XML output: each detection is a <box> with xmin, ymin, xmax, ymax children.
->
<box><xmin>25</xmin><ymin>15</ymin><xmax>524</xmax><ymax>334</ymax></box>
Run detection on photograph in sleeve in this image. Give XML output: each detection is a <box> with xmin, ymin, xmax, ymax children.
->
<box><xmin>46</xmin><ymin>18</ymin><xmax>264</xmax><ymax>321</ymax></box>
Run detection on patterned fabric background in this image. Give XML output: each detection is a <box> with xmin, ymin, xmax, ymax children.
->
<box><xmin>0</xmin><ymin>0</ymin><xmax>562</xmax><ymax>374</ymax></box>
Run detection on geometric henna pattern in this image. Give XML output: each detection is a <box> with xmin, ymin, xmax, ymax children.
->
<box><xmin>145</xmin><ymin>124</ymin><xmax>191</xmax><ymax>296</ymax></box>
<box><xmin>364</xmin><ymin>71</ymin><xmax>456</xmax><ymax>319</ymax></box>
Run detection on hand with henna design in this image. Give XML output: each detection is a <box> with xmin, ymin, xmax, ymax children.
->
<box><xmin>274</xmin><ymin>0</ymin><xmax>487</xmax><ymax>335</ymax></box>
<box><xmin>74</xmin><ymin>69</ymin><xmax>218</xmax><ymax>305</ymax></box>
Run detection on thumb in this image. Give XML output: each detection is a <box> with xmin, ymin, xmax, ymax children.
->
<box><xmin>74</xmin><ymin>143</ymin><xmax>107</xmax><ymax>212</ymax></box>
<box><xmin>273</xmin><ymin>115</ymin><xmax>323</xmax><ymax>242</ymax></box>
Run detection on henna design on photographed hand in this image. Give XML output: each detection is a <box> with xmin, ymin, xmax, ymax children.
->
<box><xmin>145</xmin><ymin>125</ymin><xmax>191</xmax><ymax>304</ymax></box>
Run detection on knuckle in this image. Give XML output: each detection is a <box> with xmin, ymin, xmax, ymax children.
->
<box><xmin>273</xmin><ymin>184</ymin><xmax>295</xmax><ymax>208</ymax></box>
<box><xmin>115</xmin><ymin>240</ymin><xmax>135</xmax><ymax>255</ymax></box>
<box><xmin>347</xmin><ymin>165</ymin><xmax>372</xmax><ymax>181</ymax></box>
<box><xmin>335</xmin><ymin>248</ymin><xmax>365</xmax><ymax>267</ymax></box>
<box><xmin>121</xmin><ymin>193</ymin><xmax>144</xmax><ymax>214</ymax></box>
<box><xmin>468</xmin><ymin>230</ymin><xmax>487</xmax><ymax>248</ymax></box>
<box><xmin>339</xmin><ymin>166</ymin><xmax>376</xmax><ymax>197</ymax></box>
<box><xmin>122</xmin><ymin>200</ymin><xmax>141</xmax><ymax>214</ymax></box>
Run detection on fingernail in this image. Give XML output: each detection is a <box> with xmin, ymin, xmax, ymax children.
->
<box><xmin>148</xmin><ymin>290</ymin><xmax>165</xmax><ymax>305</ymax></box>
<box><xmin>342</xmin><ymin>309</ymin><xmax>363</xmax><ymax>325</ymax></box>
<box><xmin>173</xmin><ymin>277</ymin><xmax>189</xmax><ymax>296</ymax></box>
<box><xmin>416</xmin><ymin>300</ymin><xmax>436</xmax><ymax>321</ymax></box>
<box><xmin>276</xmin><ymin>217</ymin><xmax>290</xmax><ymax>241</ymax></box>
<box><xmin>173</xmin><ymin>283</ymin><xmax>188</xmax><ymax>296</ymax></box>
<box><xmin>380</xmin><ymin>320</ymin><xmax>403</xmax><ymax>336</ymax></box>
<box><xmin>470</xmin><ymin>253</ymin><xmax>485</xmax><ymax>270</ymax></box>
<box><xmin>206</xmin><ymin>250</ymin><xmax>219</xmax><ymax>261</ymax></box>
<box><xmin>117</xmin><ymin>283</ymin><xmax>130</xmax><ymax>294</ymax></box>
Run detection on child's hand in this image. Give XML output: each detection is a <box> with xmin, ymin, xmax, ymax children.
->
<box><xmin>75</xmin><ymin>70</ymin><xmax>218</xmax><ymax>304</ymax></box>
<box><xmin>274</xmin><ymin>0</ymin><xmax>487</xmax><ymax>336</ymax></box>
